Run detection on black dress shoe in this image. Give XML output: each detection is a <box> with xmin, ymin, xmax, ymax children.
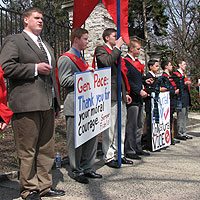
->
<box><xmin>173</xmin><ymin>138</ymin><xmax>181</xmax><ymax>143</ymax></box>
<box><xmin>185</xmin><ymin>135</ymin><xmax>193</xmax><ymax>139</ymax></box>
<box><xmin>41</xmin><ymin>189</ymin><xmax>65</xmax><ymax>197</ymax></box>
<box><xmin>105</xmin><ymin>160</ymin><xmax>120</xmax><ymax>168</ymax></box>
<box><xmin>136</xmin><ymin>150</ymin><xmax>150</xmax><ymax>156</ymax></box>
<box><xmin>25</xmin><ymin>191</ymin><xmax>41</xmax><ymax>200</ymax></box>
<box><xmin>73</xmin><ymin>174</ymin><xmax>89</xmax><ymax>184</ymax></box>
<box><xmin>126</xmin><ymin>153</ymin><xmax>141</xmax><ymax>160</ymax></box>
<box><xmin>121</xmin><ymin>157</ymin><xmax>133</xmax><ymax>164</ymax></box>
<box><xmin>175</xmin><ymin>135</ymin><xmax>187</xmax><ymax>140</ymax></box>
<box><xmin>85</xmin><ymin>171</ymin><xmax>102</xmax><ymax>178</ymax></box>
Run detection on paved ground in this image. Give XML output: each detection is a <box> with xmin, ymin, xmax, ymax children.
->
<box><xmin>0</xmin><ymin>113</ymin><xmax>200</xmax><ymax>200</ymax></box>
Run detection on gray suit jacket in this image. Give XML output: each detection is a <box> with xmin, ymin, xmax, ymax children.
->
<box><xmin>58</xmin><ymin>48</ymin><xmax>80</xmax><ymax>116</ymax></box>
<box><xmin>0</xmin><ymin>31</ymin><xmax>60</xmax><ymax>113</ymax></box>
<box><xmin>95</xmin><ymin>45</ymin><xmax>127</xmax><ymax>102</ymax></box>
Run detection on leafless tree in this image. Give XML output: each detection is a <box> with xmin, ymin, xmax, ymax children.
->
<box><xmin>163</xmin><ymin>0</ymin><xmax>200</xmax><ymax>79</ymax></box>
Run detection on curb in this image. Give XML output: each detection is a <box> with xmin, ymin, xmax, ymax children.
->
<box><xmin>0</xmin><ymin>171</ymin><xmax>19</xmax><ymax>182</ymax></box>
<box><xmin>187</xmin><ymin>123</ymin><xmax>200</xmax><ymax>131</ymax></box>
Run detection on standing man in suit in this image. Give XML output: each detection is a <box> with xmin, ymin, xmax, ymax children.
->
<box><xmin>124</xmin><ymin>38</ymin><xmax>150</xmax><ymax>160</ymax></box>
<box><xmin>0</xmin><ymin>7</ymin><xmax>65</xmax><ymax>200</ymax></box>
<box><xmin>95</xmin><ymin>28</ymin><xmax>133</xmax><ymax>168</ymax></box>
<box><xmin>143</xmin><ymin>59</ymin><xmax>159</xmax><ymax>150</ymax></box>
<box><xmin>58</xmin><ymin>28</ymin><xmax>102</xmax><ymax>184</ymax></box>
<box><xmin>173</xmin><ymin>60</ymin><xmax>192</xmax><ymax>140</ymax></box>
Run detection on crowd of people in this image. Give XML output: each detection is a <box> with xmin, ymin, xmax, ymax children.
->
<box><xmin>0</xmin><ymin>7</ymin><xmax>194</xmax><ymax>200</ymax></box>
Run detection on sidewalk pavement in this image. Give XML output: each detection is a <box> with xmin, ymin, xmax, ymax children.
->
<box><xmin>0</xmin><ymin>112</ymin><xmax>200</xmax><ymax>200</ymax></box>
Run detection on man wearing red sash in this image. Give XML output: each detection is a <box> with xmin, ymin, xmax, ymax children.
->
<box><xmin>124</xmin><ymin>39</ymin><xmax>150</xmax><ymax>160</ymax></box>
<box><xmin>95</xmin><ymin>28</ymin><xmax>133</xmax><ymax>168</ymax></box>
<box><xmin>58</xmin><ymin>28</ymin><xmax>102</xmax><ymax>184</ymax></box>
<box><xmin>173</xmin><ymin>60</ymin><xmax>192</xmax><ymax>140</ymax></box>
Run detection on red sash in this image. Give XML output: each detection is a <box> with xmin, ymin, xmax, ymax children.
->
<box><xmin>162</xmin><ymin>72</ymin><xmax>177</xmax><ymax>89</ymax></box>
<box><xmin>124</xmin><ymin>57</ymin><xmax>144</xmax><ymax>74</ymax></box>
<box><xmin>0</xmin><ymin>67</ymin><xmax>13</xmax><ymax>124</ymax></box>
<box><xmin>62</xmin><ymin>52</ymin><xmax>89</xmax><ymax>72</ymax></box>
<box><xmin>173</xmin><ymin>71</ymin><xmax>190</xmax><ymax>91</ymax></box>
<box><xmin>94</xmin><ymin>46</ymin><xmax>130</xmax><ymax>93</ymax></box>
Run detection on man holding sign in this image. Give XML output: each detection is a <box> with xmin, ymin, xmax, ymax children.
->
<box><xmin>95</xmin><ymin>28</ymin><xmax>133</xmax><ymax>168</ymax></box>
<box><xmin>58</xmin><ymin>28</ymin><xmax>102</xmax><ymax>184</ymax></box>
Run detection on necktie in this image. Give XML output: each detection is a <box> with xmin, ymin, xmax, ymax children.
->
<box><xmin>37</xmin><ymin>36</ymin><xmax>55</xmax><ymax>107</ymax></box>
<box><xmin>37</xmin><ymin>36</ymin><xmax>49</xmax><ymax>64</ymax></box>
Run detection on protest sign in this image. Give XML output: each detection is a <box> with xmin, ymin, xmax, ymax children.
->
<box><xmin>151</xmin><ymin>91</ymin><xmax>171</xmax><ymax>151</ymax></box>
<box><xmin>74</xmin><ymin>68</ymin><xmax>111</xmax><ymax>148</ymax></box>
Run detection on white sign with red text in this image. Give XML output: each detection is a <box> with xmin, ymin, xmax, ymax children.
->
<box><xmin>151</xmin><ymin>91</ymin><xmax>171</xmax><ymax>151</ymax></box>
<box><xmin>74</xmin><ymin>68</ymin><xmax>111</xmax><ymax>148</ymax></box>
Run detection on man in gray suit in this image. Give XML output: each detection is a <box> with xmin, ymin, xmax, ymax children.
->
<box><xmin>0</xmin><ymin>7</ymin><xmax>65</xmax><ymax>200</ymax></box>
<box><xmin>95</xmin><ymin>28</ymin><xmax>133</xmax><ymax>168</ymax></box>
<box><xmin>58</xmin><ymin>28</ymin><xmax>102</xmax><ymax>184</ymax></box>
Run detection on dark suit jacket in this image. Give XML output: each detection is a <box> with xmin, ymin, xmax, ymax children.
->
<box><xmin>124</xmin><ymin>55</ymin><xmax>143</xmax><ymax>106</ymax></box>
<box><xmin>0</xmin><ymin>31</ymin><xmax>60</xmax><ymax>113</ymax></box>
<box><xmin>95</xmin><ymin>45</ymin><xmax>127</xmax><ymax>102</ymax></box>
<box><xmin>144</xmin><ymin>72</ymin><xmax>156</xmax><ymax>112</ymax></box>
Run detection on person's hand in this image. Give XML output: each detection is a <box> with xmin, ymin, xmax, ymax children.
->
<box><xmin>0</xmin><ymin>122</ymin><xmax>7</xmax><ymax>131</ymax></box>
<box><xmin>37</xmin><ymin>62</ymin><xmax>52</xmax><ymax>75</ymax></box>
<box><xmin>146</xmin><ymin>78</ymin><xmax>154</xmax><ymax>85</ymax></box>
<box><xmin>126</xmin><ymin>94</ymin><xmax>132</xmax><ymax>104</ymax></box>
<box><xmin>185</xmin><ymin>80</ymin><xmax>191</xmax><ymax>85</ymax></box>
<box><xmin>175</xmin><ymin>89</ymin><xmax>179</xmax><ymax>94</ymax></box>
<box><xmin>115</xmin><ymin>37</ymin><xmax>124</xmax><ymax>48</ymax></box>
<box><xmin>87</xmin><ymin>66</ymin><xmax>95</xmax><ymax>72</ymax></box>
<box><xmin>160</xmin><ymin>87</ymin><xmax>168</xmax><ymax>92</ymax></box>
<box><xmin>140</xmin><ymin>90</ymin><xmax>148</xmax><ymax>98</ymax></box>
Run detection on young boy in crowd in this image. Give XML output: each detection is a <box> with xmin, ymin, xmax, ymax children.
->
<box><xmin>143</xmin><ymin>60</ymin><xmax>160</xmax><ymax>150</ymax></box>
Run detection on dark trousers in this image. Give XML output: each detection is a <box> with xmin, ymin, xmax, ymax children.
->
<box><xmin>66</xmin><ymin>116</ymin><xmax>97</xmax><ymax>176</ymax></box>
<box><xmin>12</xmin><ymin>109</ymin><xmax>55</xmax><ymax>199</ymax></box>
<box><xmin>125</xmin><ymin>104</ymin><xmax>144</xmax><ymax>155</ymax></box>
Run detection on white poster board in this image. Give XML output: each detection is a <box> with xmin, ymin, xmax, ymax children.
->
<box><xmin>74</xmin><ymin>68</ymin><xmax>111</xmax><ymax>148</ymax></box>
<box><xmin>151</xmin><ymin>91</ymin><xmax>171</xmax><ymax>151</ymax></box>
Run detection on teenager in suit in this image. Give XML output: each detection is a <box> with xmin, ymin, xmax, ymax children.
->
<box><xmin>173</xmin><ymin>60</ymin><xmax>192</xmax><ymax>140</ymax></box>
<box><xmin>0</xmin><ymin>7</ymin><xmax>65</xmax><ymax>200</ymax></box>
<box><xmin>124</xmin><ymin>39</ymin><xmax>150</xmax><ymax>160</ymax></box>
<box><xmin>143</xmin><ymin>60</ymin><xmax>159</xmax><ymax>150</ymax></box>
<box><xmin>95</xmin><ymin>28</ymin><xmax>133</xmax><ymax>168</ymax></box>
<box><xmin>160</xmin><ymin>60</ymin><xmax>180</xmax><ymax>145</ymax></box>
<box><xmin>58</xmin><ymin>28</ymin><xmax>102</xmax><ymax>184</ymax></box>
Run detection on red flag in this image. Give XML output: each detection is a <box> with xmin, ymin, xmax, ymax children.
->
<box><xmin>102</xmin><ymin>0</ymin><xmax>130</xmax><ymax>44</ymax></box>
<box><xmin>73</xmin><ymin>0</ymin><xmax>99</xmax><ymax>28</ymax></box>
<box><xmin>0</xmin><ymin>66</ymin><xmax>13</xmax><ymax>124</ymax></box>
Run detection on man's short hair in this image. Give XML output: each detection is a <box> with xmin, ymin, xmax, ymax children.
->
<box><xmin>71</xmin><ymin>28</ymin><xmax>88</xmax><ymax>44</ymax></box>
<box><xmin>176</xmin><ymin>59</ymin><xmax>185</xmax><ymax>66</ymax></box>
<box><xmin>161</xmin><ymin>59</ymin><xmax>170</xmax><ymax>70</ymax></box>
<box><xmin>148</xmin><ymin>59</ymin><xmax>159</xmax><ymax>70</ymax></box>
<box><xmin>102</xmin><ymin>28</ymin><xmax>116</xmax><ymax>43</ymax></box>
<box><xmin>22</xmin><ymin>7</ymin><xmax>43</xmax><ymax>22</ymax></box>
<box><xmin>128</xmin><ymin>38</ymin><xmax>141</xmax><ymax>51</ymax></box>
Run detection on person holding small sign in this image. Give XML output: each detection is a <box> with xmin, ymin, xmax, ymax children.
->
<box><xmin>143</xmin><ymin>59</ymin><xmax>160</xmax><ymax>151</ymax></box>
<box><xmin>58</xmin><ymin>28</ymin><xmax>102</xmax><ymax>184</ymax></box>
<box><xmin>95</xmin><ymin>28</ymin><xmax>133</xmax><ymax>168</ymax></box>
<box><xmin>160</xmin><ymin>60</ymin><xmax>180</xmax><ymax>145</ymax></box>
